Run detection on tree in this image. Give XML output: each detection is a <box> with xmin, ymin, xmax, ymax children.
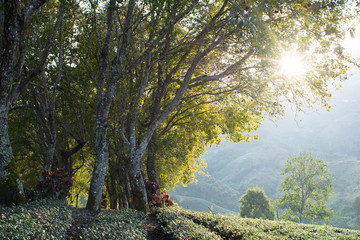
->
<box><xmin>353</xmin><ymin>196</ymin><xmax>360</xmax><ymax>216</ymax></box>
<box><xmin>239</xmin><ymin>187</ymin><xmax>274</xmax><ymax>220</ymax></box>
<box><xmin>0</xmin><ymin>0</ymin><xmax>66</xmax><ymax>205</ymax></box>
<box><xmin>0</xmin><ymin>0</ymin><xmax>48</xmax><ymax>179</ymax></box>
<box><xmin>87</xmin><ymin>0</ymin><xmax>357</xmax><ymax>212</ymax></box>
<box><xmin>2</xmin><ymin>0</ymin><xmax>358</xmax><ymax>212</ymax></box>
<box><xmin>352</xmin><ymin>196</ymin><xmax>360</xmax><ymax>229</ymax></box>
<box><xmin>277</xmin><ymin>152</ymin><xmax>335</xmax><ymax>223</ymax></box>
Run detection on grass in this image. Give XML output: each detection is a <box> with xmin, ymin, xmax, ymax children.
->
<box><xmin>1</xmin><ymin>200</ymin><xmax>360</xmax><ymax>239</ymax></box>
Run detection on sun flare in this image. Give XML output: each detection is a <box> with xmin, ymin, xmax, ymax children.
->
<box><xmin>279</xmin><ymin>52</ymin><xmax>306</xmax><ymax>77</ymax></box>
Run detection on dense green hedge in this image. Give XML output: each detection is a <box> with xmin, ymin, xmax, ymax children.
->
<box><xmin>2</xmin><ymin>200</ymin><xmax>360</xmax><ymax>240</ymax></box>
<box><xmin>180</xmin><ymin>208</ymin><xmax>360</xmax><ymax>240</ymax></box>
<box><xmin>79</xmin><ymin>209</ymin><xmax>147</xmax><ymax>239</ymax></box>
<box><xmin>0</xmin><ymin>199</ymin><xmax>72</xmax><ymax>239</ymax></box>
<box><xmin>0</xmin><ymin>199</ymin><xmax>147</xmax><ymax>240</ymax></box>
<box><xmin>155</xmin><ymin>207</ymin><xmax>222</xmax><ymax>240</ymax></box>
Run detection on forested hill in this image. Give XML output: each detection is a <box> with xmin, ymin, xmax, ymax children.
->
<box><xmin>171</xmin><ymin>69</ymin><xmax>360</xmax><ymax>229</ymax></box>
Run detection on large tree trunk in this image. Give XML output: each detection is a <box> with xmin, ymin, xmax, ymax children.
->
<box><xmin>129</xmin><ymin>149</ymin><xmax>149</xmax><ymax>212</ymax></box>
<box><xmin>86</xmin><ymin>0</ymin><xmax>135</xmax><ymax>212</ymax></box>
<box><xmin>0</xmin><ymin>108</ymin><xmax>12</xmax><ymax>180</ymax></box>
<box><xmin>0</xmin><ymin>0</ymin><xmax>20</xmax><ymax>179</ymax></box>
<box><xmin>87</xmin><ymin>124</ymin><xmax>109</xmax><ymax>211</ymax></box>
<box><xmin>146</xmin><ymin>134</ymin><xmax>159</xmax><ymax>184</ymax></box>
<box><xmin>44</xmin><ymin>142</ymin><xmax>56</xmax><ymax>171</ymax></box>
<box><xmin>33</xmin><ymin>86</ymin><xmax>57</xmax><ymax>171</ymax></box>
<box><xmin>120</xmin><ymin>166</ymin><xmax>130</xmax><ymax>208</ymax></box>
<box><xmin>106</xmin><ymin>161</ymin><xmax>118</xmax><ymax>209</ymax></box>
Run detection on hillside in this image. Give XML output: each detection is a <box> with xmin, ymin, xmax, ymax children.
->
<box><xmin>171</xmin><ymin>71</ymin><xmax>360</xmax><ymax>229</ymax></box>
<box><xmin>1</xmin><ymin>200</ymin><xmax>360</xmax><ymax>239</ymax></box>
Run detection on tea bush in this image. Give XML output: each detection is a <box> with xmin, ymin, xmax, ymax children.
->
<box><xmin>79</xmin><ymin>208</ymin><xmax>147</xmax><ymax>239</ymax></box>
<box><xmin>180</xmin><ymin>208</ymin><xmax>360</xmax><ymax>240</ymax></box>
<box><xmin>2</xmin><ymin>198</ymin><xmax>360</xmax><ymax>240</ymax></box>
<box><xmin>155</xmin><ymin>207</ymin><xmax>222</xmax><ymax>240</ymax></box>
<box><xmin>0</xmin><ymin>199</ymin><xmax>73</xmax><ymax>239</ymax></box>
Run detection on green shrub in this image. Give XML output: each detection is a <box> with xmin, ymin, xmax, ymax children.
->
<box><xmin>181</xmin><ymin>208</ymin><xmax>360</xmax><ymax>240</ymax></box>
<box><xmin>0</xmin><ymin>199</ymin><xmax>73</xmax><ymax>239</ymax></box>
<box><xmin>155</xmin><ymin>207</ymin><xmax>222</xmax><ymax>240</ymax></box>
<box><xmin>80</xmin><ymin>208</ymin><xmax>147</xmax><ymax>239</ymax></box>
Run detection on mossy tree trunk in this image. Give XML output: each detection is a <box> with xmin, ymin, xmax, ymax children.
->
<box><xmin>0</xmin><ymin>107</ymin><xmax>12</xmax><ymax>180</ymax></box>
<box><xmin>0</xmin><ymin>0</ymin><xmax>20</xmax><ymax>180</ymax></box>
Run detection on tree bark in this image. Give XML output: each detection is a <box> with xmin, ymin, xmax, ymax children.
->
<box><xmin>106</xmin><ymin>168</ymin><xmax>118</xmax><ymax>209</ymax></box>
<box><xmin>0</xmin><ymin>0</ymin><xmax>20</xmax><ymax>179</ymax></box>
<box><xmin>146</xmin><ymin>134</ymin><xmax>159</xmax><ymax>184</ymax></box>
<box><xmin>87</xmin><ymin>123</ymin><xmax>109</xmax><ymax>211</ymax></box>
<box><xmin>120</xmin><ymin>165</ymin><xmax>130</xmax><ymax>208</ymax></box>
<box><xmin>129</xmin><ymin>149</ymin><xmax>149</xmax><ymax>212</ymax></box>
<box><xmin>43</xmin><ymin>143</ymin><xmax>56</xmax><ymax>171</ymax></box>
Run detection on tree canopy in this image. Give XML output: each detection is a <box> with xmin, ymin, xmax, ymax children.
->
<box><xmin>277</xmin><ymin>152</ymin><xmax>335</xmax><ymax>223</ymax></box>
<box><xmin>239</xmin><ymin>187</ymin><xmax>274</xmax><ymax>220</ymax></box>
<box><xmin>0</xmin><ymin>0</ymin><xmax>358</xmax><ymax>211</ymax></box>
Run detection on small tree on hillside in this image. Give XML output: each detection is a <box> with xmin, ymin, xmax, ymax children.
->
<box><xmin>352</xmin><ymin>196</ymin><xmax>360</xmax><ymax>229</ymax></box>
<box><xmin>353</xmin><ymin>196</ymin><xmax>360</xmax><ymax>216</ymax></box>
<box><xmin>277</xmin><ymin>152</ymin><xmax>335</xmax><ymax>223</ymax></box>
<box><xmin>239</xmin><ymin>187</ymin><xmax>274</xmax><ymax>220</ymax></box>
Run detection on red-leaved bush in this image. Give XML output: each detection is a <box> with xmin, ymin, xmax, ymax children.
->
<box><xmin>35</xmin><ymin>168</ymin><xmax>73</xmax><ymax>200</ymax></box>
<box><xmin>144</xmin><ymin>180</ymin><xmax>174</xmax><ymax>207</ymax></box>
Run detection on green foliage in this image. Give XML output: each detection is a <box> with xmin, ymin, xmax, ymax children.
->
<box><xmin>79</xmin><ymin>209</ymin><xmax>147</xmax><ymax>240</ymax></box>
<box><xmin>0</xmin><ymin>199</ymin><xmax>147</xmax><ymax>239</ymax></box>
<box><xmin>163</xmin><ymin>207</ymin><xmax>360</xmax><ymax>240</ymax></box>
<box><xmin>353</xmin><ymin>196</ymin><xmax>360</xmax><ymax>216</ymax></box>
<box><xmin>0</xmin><ymin>159</ymin><xmax>27</xmax><ymax>206</ymax></box>
<box><xmin>1</xmin><ymin>201</ymin><xmax>360</xmax><ymax>239</ymax></box>
<box><xmin>277</xmin><ymin>152</ymin><xmax>335</xmax><ymax>223</ymax></box>
<box><xmin>155</xmin><ymin>207</ymin><xmax>222</xmax><ymax>240</ymax></box>
<box><xmin>35</xmin><ymin>168</ymin><xmax>73</xmax><ymax>200</ymax></box>
<box><xmin>239</xmin><ymin>187</ymin><xmax>274</xmax><ymax>220</ymax></box>
<box><xmin>351</xmin><ymin>196</ymin><xmax>360</xmax><ymax>229</ymax></box>
<box><xmin>0</xmin><ymin>199</ymin><xmax>72</xmax><ymax>240</ymax></box>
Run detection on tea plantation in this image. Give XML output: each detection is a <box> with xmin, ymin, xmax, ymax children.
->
<box><xmin>1</xmin><ymin>200</ymin><xmax>360</xmax><ymax>239</ymax></box>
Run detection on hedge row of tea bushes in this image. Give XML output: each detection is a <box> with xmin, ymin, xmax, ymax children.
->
<box><xmin>154</xmin><ymin>207</ymin><xmax>222</xmax><ymax>239</ymax></box>
<box><xmin>0</xmin><ymin>199</ymin><xmax>147</xmax><ymax>239</ymax></box>
<box><xmin>3</xmin><ymin>200</ymin><xmax>360</xmax><ymax>240</ymax></box>
<box><xmin>79</xmin><ymin>209</ymin><xmax>147</xmax><ymax>239</ymax></box>
<box><xmin>156</xmin><ymin>207</ymin><xmax>360</xmax><ymax>240</ymax></box>
<box><xmin>0</xmin><ymin>199</ymin><xmax>73</xmax><ymax>239</ymax></box>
